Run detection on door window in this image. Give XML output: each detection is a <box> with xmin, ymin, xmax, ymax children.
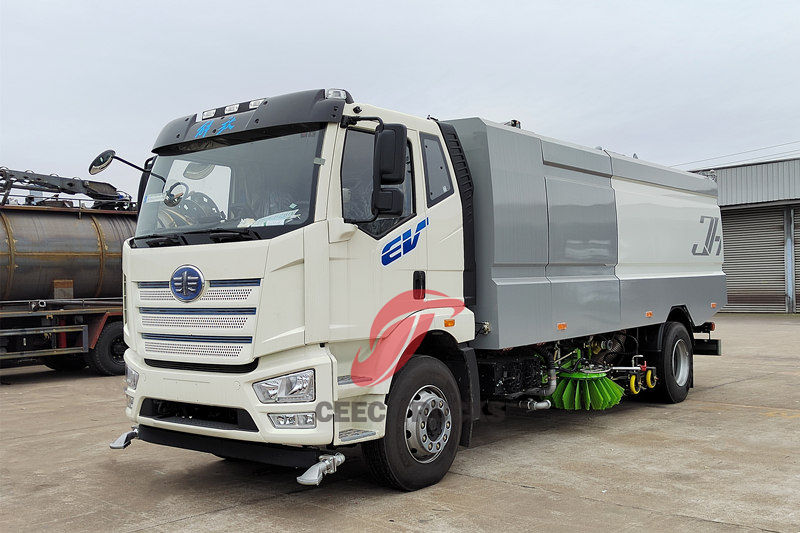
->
<box><xmin>420</xmin><ymin>133</ymin><xmax>453</xmax><ymax>207</ymax></box>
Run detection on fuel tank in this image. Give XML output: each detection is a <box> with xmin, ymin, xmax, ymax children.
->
<box><xmin>0</xmin><ymin>205</ymin><xmax>136</xmax><ymax>301</ymax></box>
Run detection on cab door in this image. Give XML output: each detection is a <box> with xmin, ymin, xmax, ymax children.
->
<box><xmin>419</xmin><ymin>131</ymin><xmax>464</xmax><ymax>302</ymax></box>
<box><xmin>327</xmin><ymin>124</ymin><xmax>428</xmax><ymax>382</ymax></box>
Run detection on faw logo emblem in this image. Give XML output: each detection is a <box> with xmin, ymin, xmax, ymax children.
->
<box><xmin>691</xmin><ymin>215</ymin><xmax>722</xmax><ymax>256</ymax></box>
<box><xmin>381</xmin><ymin>218</ymin><xmax>429</xmax><ymax>266</ymax></box>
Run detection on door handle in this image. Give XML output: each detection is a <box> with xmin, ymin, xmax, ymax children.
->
<box><xmin>413</xmin><ymin>271</ymin><xmax>426</xmax><ymax>300</ymax></box>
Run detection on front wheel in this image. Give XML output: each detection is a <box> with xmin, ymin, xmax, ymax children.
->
<box><xmin>653</xmin><ymin>321</ymin><xmax>693</xmax><ymax>403</ymax></box>
<box><xmin>86</xmin><ymin>321</ymin><xmax>127</xmax><ymax>376</ymax></box>
<box><xmin>362</xmin><ymin>355</ymin><xmax>462</xmax><ymax>491</ymax></box>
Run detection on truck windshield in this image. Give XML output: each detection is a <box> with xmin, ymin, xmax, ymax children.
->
<box><xmin>135</xmin><ymin>125</ymin><xmax>325</xmax><ymax>243</ymax></box>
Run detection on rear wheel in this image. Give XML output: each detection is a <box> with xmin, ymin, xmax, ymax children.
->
<box><xmin>653</xmin><ymin>321</ymin><xmax>693</xmax><ymax>403</ymax></box>
<box><xmin>362</xmin><ymin>355</ymin><xmax>462</xmax><ymax>491</ymax></box>
<box><xmin>44</xmin><ymin>355</ymin><xmax>87</xmax><ymax>372</ymax></box>
<box><xmin>86</xmin><ymin>321</ymin><xmax>127</xmax><ymax>376</ymax></box>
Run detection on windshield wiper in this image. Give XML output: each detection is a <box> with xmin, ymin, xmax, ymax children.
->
<box><xmin>182</xmin><ymin>227</ymin><xmax>262</xmax><ymax>243</ymax></box>
<box><xmin>134</xmin><ymin>233</ymin><xmax>188</xmax><ymax>247</ymax></box>
<box><xmin>131</xmin><ymin>228</ymin><xmax>261</xmax><ymax>248</ymax></box>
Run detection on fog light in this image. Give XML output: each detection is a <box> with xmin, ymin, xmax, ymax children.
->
<box><xmin>269</xmin><ymin>412</ymin><xmax>316</xmax><ymax>429</ymax></box>
<box><xmin>125</xmin><ymin>366</ymin><xmax>139</xmax><ymax>390</ymax></box>
<box><xmin>253</xmin><ymin>369</ymin><xmax>315</xmax><ymax>403</ymax></box>
<box><xmin>126</xmin><ymin>394</ymin><xmax>134</xmax><ymax>409</ymax></box>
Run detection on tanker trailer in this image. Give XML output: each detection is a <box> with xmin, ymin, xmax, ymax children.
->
<box><xmin>0</xmin><ymin>168</ymin><xmax>136</xmax><ymax>375</ymax></box>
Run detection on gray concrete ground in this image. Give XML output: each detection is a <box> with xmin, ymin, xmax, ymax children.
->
<box><xmin>1</xmin><ymin>314</ymin><xmax>798</xmax><ymax>532</ymax></box>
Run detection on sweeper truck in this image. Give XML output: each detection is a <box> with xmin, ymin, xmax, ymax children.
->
<box><xmin>105</xmin><ymin>89</ymin><xmax>724</xmax><ymax>490</ymax></box>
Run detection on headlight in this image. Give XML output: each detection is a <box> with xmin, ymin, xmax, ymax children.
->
<box><xmin>253</xmin><ymin>369</ymin><xmax>315</xmax><ymax>403</ymax></box>
<box><xmin>125</xmin><ymin>366</ymin><xmax>139</xmax><ymax>390</ymax></box>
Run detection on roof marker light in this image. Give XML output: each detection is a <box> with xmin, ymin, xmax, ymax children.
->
<box><xmin>201</xmin><ymin>109</ymin><xmax>216</xmax><ymax>120</ymax></box>
<box><xmin>224</xmin><ymin>104</ymin><xmax>239</xmax><ymax>114</ymax></box>
<box><xmin>325</xmin><ymin>88</ymin><xmax>348</xmax><ymax>100</ymax></box>
<box><xmin>249</xmin><ymin>98</ymin><xmax>266</xmax><ymax>109</ymax></box>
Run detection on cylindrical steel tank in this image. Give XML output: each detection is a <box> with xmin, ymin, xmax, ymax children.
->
<box><xmin>0</xmin><ymin>205</ymin><xmax>136</xmax><ymax>301</ymax></box>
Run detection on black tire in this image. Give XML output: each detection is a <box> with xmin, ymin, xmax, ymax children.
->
<box><xmin>653</xmin><ymin>321</ymin><xmax>693</xmax><ymax>403</ymax></box>
<box><xmin>86</xmin><ymin>321</ymin><xmax>127</xmax><ymax>376</ymax></box>
<box><xmin>44</xmin><ymin>355</ymin><xmax>87</xmax><ymax>372</ymax></box>
<box><xmin>362</xmin><ymin>355</ymin><xmax>462</xmax><ymax>491</ymax></box>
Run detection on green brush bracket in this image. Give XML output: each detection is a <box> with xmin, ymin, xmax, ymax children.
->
<box><xmin>548</xmin><ymin>371</ymin><xmax>624</xmax><ymax>410</ymax></box>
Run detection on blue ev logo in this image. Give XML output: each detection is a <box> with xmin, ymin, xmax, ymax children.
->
<box><xmin>170</xmin><ymin>265</ymin><xmax>204</xmax><ymax>302</ymax></box>
<box><xmin>381</xmin><ymin>218</ymin><xmax>429</xmax><ymax>266</ymax></box>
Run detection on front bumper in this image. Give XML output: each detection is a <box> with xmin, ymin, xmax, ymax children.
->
<box><xmin>124</xmin><ymin>345</ymin><xmax>335</xmax><ymax>446</ymax></box>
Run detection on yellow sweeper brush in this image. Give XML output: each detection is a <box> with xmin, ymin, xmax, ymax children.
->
<box><xmin>548</xmin><ymin>371</ymin><xmax>624</xmax><ymax>410</ymax></box>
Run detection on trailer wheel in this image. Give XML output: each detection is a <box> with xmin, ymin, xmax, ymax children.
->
<box><xmin>86</xmin><ymin>321</ymin><xmax>126</xmax><ymax>376</ymax></box>
<box><xmin>44</xmin><ymin>355</ymin><xmax>87</xmax><ymax>372</ymax></box>
<box><xmin>653</xmin><ymin>321</ymin><xmax>693</xmax><ymax>403</ymax></box>
<box><xmin>362</xmin><ymin>355</ymin><xmax>462</xmax><ymax>491</ymax></box>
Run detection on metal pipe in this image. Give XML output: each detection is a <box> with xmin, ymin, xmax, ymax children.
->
<box><xmin>518</xmin><ymin>399</ymin><xmax>551</xmax><ymax>411</ymax></box>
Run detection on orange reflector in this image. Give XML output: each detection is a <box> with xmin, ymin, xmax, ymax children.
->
<box><xmin>710</xmin><ymin>322</ymin><xmax>715</xmax><ymax>331</ymax></box>
<box><xmin>710</xmin><ymin>302</ymin><xmax>717</xmax><ymax>309</ymax></box>
<box><xmin>645</xmin><ymin>311</ymin><xmax>653</xmax><ymax>318</ymax></box>
<box><xmin>557</xmin><ymin>322</ymin><xmax>567</xmax><ymax>331</ymax></box>
<box><xmin>444</xmin><ymin>319</ymin><xmax>455</xmax><ymax>328</ymax></box>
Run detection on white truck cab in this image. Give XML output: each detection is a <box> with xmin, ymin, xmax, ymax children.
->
<box><xmin>107</xmin><ymin>89</ymin><xmax>724</xmax><ymax>490</ymax></box>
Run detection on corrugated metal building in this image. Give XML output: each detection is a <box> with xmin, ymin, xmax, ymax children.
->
<box><xmin>696</xmin><ymin>157</ymin><xmax>799</xmax><ymax>313</ymax></box>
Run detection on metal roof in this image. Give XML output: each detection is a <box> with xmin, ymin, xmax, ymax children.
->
<box><xmin>694</xmin><ymin>157</ymin><xmax>799</xmax><ymax>206</ymax></box>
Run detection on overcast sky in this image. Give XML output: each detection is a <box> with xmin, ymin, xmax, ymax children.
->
<box><xmin>2</xmin><ymin>1</ymin><xmax>799</xmax><ymax>195</ymax></box>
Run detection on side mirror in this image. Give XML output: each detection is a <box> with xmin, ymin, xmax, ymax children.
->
<box><xmin>372</xmin><ymin>123</ymin><xmax>407</xmax><ymax>216</ymax></box>
<box><xmin>89</xmin><ymin>149</ymin><xmax>116</xmax><ymax>175</ymax></box>
<box><xmin>136</xmin><ymin>157</ymin><xmax>156</xmax><ymax>214</ymax></box>
<box><xmin>373</xmin><ymin>124</ymin><xmax>407</xmax><ymax>185</ymax></box>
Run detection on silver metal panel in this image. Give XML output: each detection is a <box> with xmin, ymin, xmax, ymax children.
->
<box><xmin>620</xmin><ymin>274</ymin><xmax>726</xmax><ymax>327</ymax></box>
<box><xmin>544</xmin><ymin>170</ymin><xmax>618</xmax><ymax>272</ymax></box>
<box><xmin>609</xmin><ymin>152</ymin><xmax>718</xmax><ymax>196</ymax></box>
<box><xmin>540</xmin><ymin>136</ymin><xmax>612</xmax><ymax>176</ymax></box>
<box><xmin>708</xmin><ymin>158</ymin><xmax>800</xmax><ymax>207</ymax></box>
<box><xmin>544</xmin><ymin>167</ymin><xmax>620</xmax><ymax>335</ymax></box>
<box><xmin>721</xmin><ymin>206</ymin><xmax>786</xmax><ymax>312</ymax></box>
<box><xmin>446</xmin><ymin>118</ymin><xmax>550</xmax><ymax>349</ymax></box>
<box><xmin>445</xmin><ymin>117</ymin><xmax>730</xmax><ymax>347</ymax></box>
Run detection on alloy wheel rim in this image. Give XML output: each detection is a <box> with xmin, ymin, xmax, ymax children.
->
<box><xmin>672</xmin><ymin>338</ymin><xmax>690</xmax><ymax>386</ymax></box>
<box><xmin>404</xmin><ymin>385</ymin><xmax>453</xmax><ymax>463</ymax></box>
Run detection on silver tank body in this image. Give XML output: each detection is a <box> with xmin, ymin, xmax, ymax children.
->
<box><xmin>0</xmin><ymin>205</ymin><xmax>136</xmax><ymax>301</ymax></box>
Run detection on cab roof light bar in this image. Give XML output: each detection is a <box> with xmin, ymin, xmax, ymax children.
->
<box><xmin>200</xmin><ymin>98</ymin><xmax>268</xmax><ymax>121</ymax></box>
